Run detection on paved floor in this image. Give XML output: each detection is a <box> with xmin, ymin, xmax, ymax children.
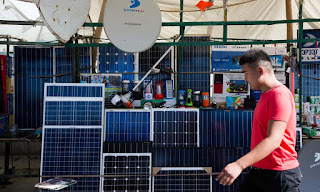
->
<box><xmin>0</xmin><ymin>155</ymin><xmax>41</xmax><ymax>192</ymax></box>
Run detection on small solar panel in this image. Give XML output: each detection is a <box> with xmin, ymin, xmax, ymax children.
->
<box><xmin>45</xmin><ymin>83</ymin><xmax>104</xmax><ymax>97</ymax></box>
<box><xmin>153</xmin><ymin>167</ymin><xmax>212</xmax><ymax>192</ymax></box>
<box><xmin>41</xmin><ymin>127</ymin><xmax>103</xmax><ymax>192</ymax></box>
<box><xmin>108</xmin><ymin>75</ymin><xmax>121</xmax><ymax>87</ymax></box>
<box><xmin>43</xmin><ymin>83</ymin><xmax>105</xmax><ymax>126</ymax></box>
<box><xmin>105</xmin><ymin>110</ymin><xmax>151</xmax><ymax>142</ymax></box>
<box><xmin>102</xmin><ymin>153</ymin><xmax>152</xmax><ymax>192</ymax></box>
<box><xmin>296</xmin><ymin>127</ymin><xmax>302</xmax><ymax>152</ymax></box>
<box><xmin>104</xmin><ymin>142</ymin><xmax>152</xmax><ymax>153</ymax></box>
<box><xmin>152</xmin><ymin>109</ymin><xmax>199</xmax><ymax>147</ymax></box>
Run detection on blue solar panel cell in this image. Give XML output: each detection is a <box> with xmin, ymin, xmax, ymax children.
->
<box><xmin>105</xmin><ymin>110</ymin><xmax>151</xmax><ymax>142</ymax></box>
<box><xmin>44</xmin><ymin>101</ymin><xmax>103</xmax><ymax>126</ymax></box>
<box><xmin>41</xmin><ymin>128</ymin><xmax>102</xmax><ymax>192</ymax></box>
<box><xmin>152</xmin><ymin>109</ymin><xmax>199</xmax><ymax>147</ymax></box>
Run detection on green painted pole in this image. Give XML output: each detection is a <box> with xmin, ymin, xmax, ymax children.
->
<box><xmin>298</xmin><ymin>0</ymin><xmax>303</xmax><ymax>126</ymax></box>
<box><xmin>223</xmin><ymin>0</ymin><xmax>228</xmax><ymax>43</ymax></box>
<box><xmin>177</xmin><ymin>0</ymin><xmax>184</xmax><ymax>104</ymax></box>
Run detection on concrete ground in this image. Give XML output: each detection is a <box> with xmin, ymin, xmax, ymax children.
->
<box><xmin>0</xmin><ymin>155</ymin><xmax>41</xmax><ymax>192</ymax></box>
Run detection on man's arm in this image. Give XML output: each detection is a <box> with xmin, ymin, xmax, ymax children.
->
<box><xmin>215</xmin><ymin>120</ymin><xmax>287</xmax><ymax>186</ymax></box>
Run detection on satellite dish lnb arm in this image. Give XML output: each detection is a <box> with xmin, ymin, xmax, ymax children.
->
<box><xmin>132</xmin><ymin>46</ymin><xmax>174</xmax><ymax>91</ymax></box>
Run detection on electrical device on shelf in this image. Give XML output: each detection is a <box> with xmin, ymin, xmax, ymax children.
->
<box><xmin>193</xmin><ymin>91</ymin><xmax>201</xmax><ymax>108</ymax></box>
<box><xmin>154</xmin><ymin>81</ymin><xmax>164</xmax><ymax>100</ymax></box>
<box><xmin>186</xmin><ymin>89</ymin><xmax>193</xmax><ymax>107</ymax></box>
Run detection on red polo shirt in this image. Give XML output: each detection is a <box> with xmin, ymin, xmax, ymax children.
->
<box><xmin>251</xmin><ymin>84</ymin><xmax>299</xmax><ymax>170</ymax></box>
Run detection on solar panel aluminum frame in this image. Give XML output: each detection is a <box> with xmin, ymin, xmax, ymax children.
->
<box><xmin>151</xmin><ymin>108</ymin><xmax>200</xmax><ymax>147</ymax></box>
<box><xmin>152</xmin><ymin>167</ymin><xmax>213</xmax><ymax>192</ymax></box>
<box><xmin>102</xmin><ymin>153</ymin><xmax>152</xmax><ymax>192</ymax></box>
<box><xmin>41</xmin><ymin>83</ymin><xmax>105</xmax><ymax>192</ymax></box>
<box><xmin>104</xmin><ymin>109</ymin><xmax>152</xmax><ymax>141</ymax></box>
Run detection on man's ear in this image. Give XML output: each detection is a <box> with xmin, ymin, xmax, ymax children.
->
<box><xmin>258</xmin><ymin>66</ymin><xmax>264</xmax><ymax>75</ymax></box>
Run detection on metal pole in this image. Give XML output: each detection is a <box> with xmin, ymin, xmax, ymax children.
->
<box><xmin>298</xmin><ymin>0</ymin><xmax>303</xmax><ymax>126</ymax></box>
<box><xmin>72</xmin><ymin>36</ymin><xmax>80</xmax><ymax>83</ymax></box>
<box><xmin>4</xmin><ymin>141</ymin><xmax>10</xmax><ymax>183</ymax></box>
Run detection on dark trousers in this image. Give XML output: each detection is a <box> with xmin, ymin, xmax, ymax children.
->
<box><xmin>239</xmin><ymin>166</ymin><xmax>302</xmax><ymax>192</ymax></box>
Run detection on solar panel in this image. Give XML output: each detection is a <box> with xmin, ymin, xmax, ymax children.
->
<box><xmin>98</xmin><ymin>47</ymin><xmax>134</xmax><ymax>81</ymax></box>
<box><xmin>105</xmin><ymin>110</ymin><xmax>151</xmax><ymax>142</ymax></box>
<box><xmin>41</xmin><ymin>83</ymin><xmax>105</xmax><ymax>192</ymax></box>
<box><xmin>102</xmin><ymin>153</ymin><xmax>152</xmax><ymax>192</ymax></box>
<box><xmin>14</xmin><ymin>47</ymin><xmax>54</xmax><ymax>129</ymax></box>
<box><xmin>138</xmin><ymin>46</ymin><xmax>174</xmax><ymax>84</ymax></box>
<box><xmin>179</xmin><ymin>36</ymin><xmax>210</xmax><ymax>93</ymax></box>
<box><xmin>152</xmin><ymin>109</ymin><xmax>199</xmax><ymax>147</ymax></box>
<box><xmin>104</xmin><ymin>142</ymin><xmax>152</xmax><ymax>153</ymax></box>
<box><xmin>152</xmin><ymin>148</ymin><xmax>250</xmax><ymax>168</ymax></box>
<box><xmin>43</xmin><ymin>83</ymin><xmax>105</xmax><ymax>126</ymax></box>
<box><xmin>45</xmin><ymin>83</ymin><xmax>104</xmax><ymax>98</ymax></box>
<box><xmin>153</xmin><ymin>167</ymin><xmax>212</xmax><ymax>192</ymax></box>
<box><xmin>41</xmin><ymin>127</ymin><xmax>103</xmax><ymax>192</ymax></box>
<box><xmin>200</xmin><ymin>109</ymin><xmax>253</xmax><ymax>148</ymax></box>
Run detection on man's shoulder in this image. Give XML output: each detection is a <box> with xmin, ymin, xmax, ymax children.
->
<box><xmin>270</xmin><ymin>85</ymin><xmax>292</xmax><ymax>96</ymax></box>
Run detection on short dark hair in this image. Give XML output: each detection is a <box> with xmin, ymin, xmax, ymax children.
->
<box><xmin>239</xmin><ymin>49</ymin><xmax>272</xmax><ymax>69</ymax></box>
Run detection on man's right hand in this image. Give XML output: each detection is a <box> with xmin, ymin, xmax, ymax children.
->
<box><xmin>215</xmin><ymin>161</ymin><xmax>244</xmax><ymax>186</ymax></box>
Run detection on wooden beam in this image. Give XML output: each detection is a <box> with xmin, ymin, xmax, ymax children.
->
<box><xmin>286</xmin><ymin>0</ymin><xmax>293</xmax><ymax>40</ymax></box>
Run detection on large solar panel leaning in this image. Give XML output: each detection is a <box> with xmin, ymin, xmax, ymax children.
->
<box><xmin>102</xmin><ymin>153</ymin><xmax>152</xmax><ymax>192</ymax></box>
<box><xmin>152</xmin><ymin>108</ymin><xmax>200</xmax><ymax>147</ymax></box>
<box><xmin>41</xmin><ymin>127</ymin><xmax>103</xmax><ymax>191</ymax></box>
<box><xmin>153</xmin><ymin>167</ymin><xmax>212</xmax><ymax>192</ymax></box>
<box><xmin>105</xmin><ymin>109</ymin><xmax>151</xmax><ymax>142</ymax></box>
<box><xmin>41</xmin><ymin>83</ymin><xmax>105</xmax><ymax>192</ymax></box>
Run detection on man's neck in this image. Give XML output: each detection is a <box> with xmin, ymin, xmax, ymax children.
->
<box><xmin>260</xmin><ymin>76</ymin><xmax>282</xmax><ymax>93</ymax></box>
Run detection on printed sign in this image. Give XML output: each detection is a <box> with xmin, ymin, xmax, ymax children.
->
<box><xmin>301</xmin><ymin>29</ymin><xmax>320</xmax><ymax>63</ymax></box>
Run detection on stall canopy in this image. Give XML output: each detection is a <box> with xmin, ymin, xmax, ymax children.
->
<box><xmin>0</xmin><ymin>0</ymin><xmax>319</xmax><ymax>52</ymax></box>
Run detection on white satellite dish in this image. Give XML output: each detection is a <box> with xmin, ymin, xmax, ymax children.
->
<box><xmin>103</xmin><ymin>0</ymin><xmax>162</xmax><ymax>53</ymax></box>
<box><xmin>37</xmin><ymin>0</ymin><xmax>91</xmax><ymax>43</ymax></box>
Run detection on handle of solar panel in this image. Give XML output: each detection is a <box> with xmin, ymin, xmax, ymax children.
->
<box><xmin>297</xmin><ymin>140</ymin><xmax>320</xmax><ymax>192</ymax></box>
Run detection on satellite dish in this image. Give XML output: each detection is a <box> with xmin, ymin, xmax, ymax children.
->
<box><xmin>103</xmin><ymin>0</ymin><xmax>162</xmax><ymax>53</ymax></box>
<box><xmin>297</xmin><ymin>140</ymin><xmax>320</xmax><ymax>192</ymax></box>
<box><xmin>37</xmin><ymin>0</ymin><xmax>91</xmax><ymax>43</ymax></box>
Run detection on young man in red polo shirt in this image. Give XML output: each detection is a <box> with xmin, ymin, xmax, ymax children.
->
<box><xmin>216</xmin><ymin>49</ymin><xmax>301</xmax><ymax>191</ymax></box>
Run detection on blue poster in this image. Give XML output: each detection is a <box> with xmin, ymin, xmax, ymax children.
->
<box><xmin>303</xmin><ymin>29</ymin><xmax>320</xmax><ymax>48</ymax></box>
<box><xmin>301</xmin><ymin>29</ymin><xmax>320</xmax><ymax>63</ymax></box>
<box><xmin>212</xmin><ymin>45</ymin><xmax>250</xmax><ymax>72</ymax></box>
